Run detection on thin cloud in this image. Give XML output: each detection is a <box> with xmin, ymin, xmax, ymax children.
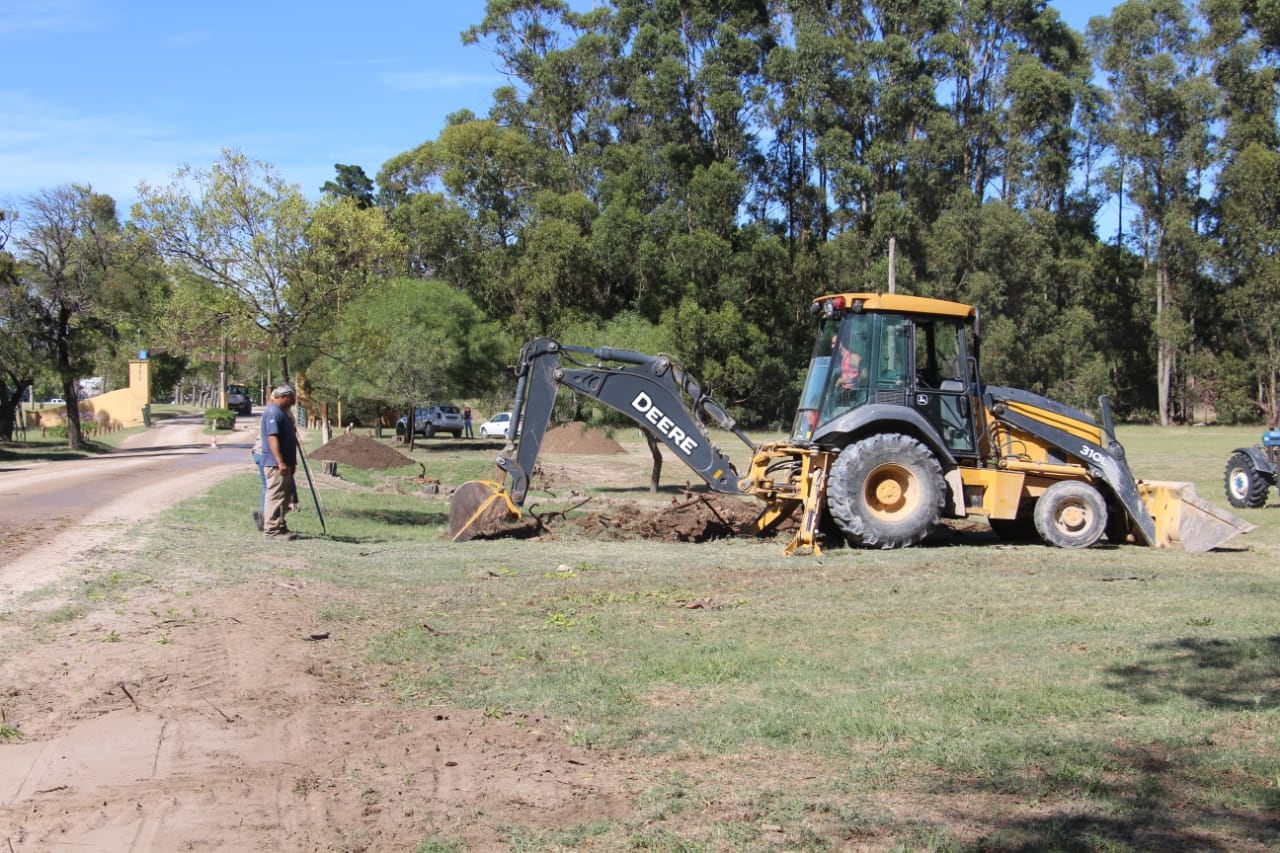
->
<box><xmin>381</xmin><ymin>70</ymin><xmax>505</xmax><ymax>92</ymax></box>
<box><xmin>0</xmin><ymin>0</ymin><xmax>99</xmax><ymax>35</ymax></box>
<box><xmin>0</xmin><ymin>93</ymin><xmax>214</xmax><ymax>207</ymax></box>
<box><xmin>162</xmin><ymin>29</ymin><xmax>212</xmax><ymax>49</ymax></box>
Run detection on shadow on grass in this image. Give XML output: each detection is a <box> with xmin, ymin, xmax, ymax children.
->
<box><xmin>0</xmin><ymin>440</ymin><xmax>117</xmax><ymax>463</ymax></box>
<box><xmin>970</xmin><ymin>795</ymin><xmax>1279</xmax><ymax>852</ymax></box>
<box><xmin>336</xmin><ymin>508</ymin><xmax>448</xmax><ymax>527</ymax></box>
<box><xmin>398</xmin><ymin>438</ymin><xmax>494</xmax><ymax>452</ymax></box>
<box><xmin>950</xmin><ymin>636</ymin><xmax>1280</xmax><ymax>851</ymax></box>
<box><xmin>1105</xmin><ymin>635</ymin><xmax>1280</xmax><ymax>711</ymax></box>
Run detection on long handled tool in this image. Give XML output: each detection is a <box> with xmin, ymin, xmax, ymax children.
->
<box><xmin>297</xmin><ymin>443</ymin><xmax>327</xmax><ymax>535</ymax></box>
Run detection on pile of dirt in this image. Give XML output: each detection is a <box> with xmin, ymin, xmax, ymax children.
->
<box><xmin>539</xmin><ymin>421</ymin><xmax>625</xmax><ymax>454</ymax></box>
<box><xmin>308</xmin><ymin>433</ymin><xmax>416</xmax><ymax>470</ymax></box>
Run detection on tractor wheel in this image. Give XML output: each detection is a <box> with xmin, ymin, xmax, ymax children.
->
<box><xmin>1224</xmin><ymin>451</ymin><xmax>1270</xmax><ymax>509</ymax></box>
<box><xmin>826</xmin><ymin>434</ymin><xmax>945</xmax><ymax>549</ymax></box>
<box><xmin>1033</xmin><ymin>481</ymin><xmax>1107</xmax><ymax>549</ymax></box>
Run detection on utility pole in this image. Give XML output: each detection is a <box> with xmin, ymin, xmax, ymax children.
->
<box><xmin>888</xmin><ymin>238</ymin><xmax>897</xmax><ymax>294</ymax></box>
<box><xmin>218</xmin><ymin>334</ymin><xmax>228</xmax><ymax>409</ymax></box>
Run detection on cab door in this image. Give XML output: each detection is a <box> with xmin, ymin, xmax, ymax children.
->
<box><xmin>910</xmin><ymin>318</ymin><xmax>977</xmax><ymax>458</ymax></box>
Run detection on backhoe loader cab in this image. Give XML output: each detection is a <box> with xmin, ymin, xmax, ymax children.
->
<box><xmin>449</xmin><ymin>292</ymin><xmax>1252</xmax><ymax>555</ymax></box>
<box><xmin>793</xmin><ymin>295</ymin><xmax>978</xmax><ymax>461</ymax></box>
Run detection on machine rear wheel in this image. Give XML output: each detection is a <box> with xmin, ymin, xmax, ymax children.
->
<box><xmin>1224</xmin><ymin>451</ymin><xmax>1269</xmax><ymax>509</ymax></box>
<box><xmin>1034</xmin><ymin>481</ymin><xmax>1107</xmax><ymax>549</ymax></box>
<box><xmin>826</xmin><ymin>434</ymin><xmax>945</xmax><ymax>549</ymax></box>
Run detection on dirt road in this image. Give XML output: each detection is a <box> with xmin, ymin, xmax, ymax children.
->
<box><xmin>0</xmin><ymin>417</ymin><xmax>627</xmax><ymax>852</ymax></box>
<box><xmin>0</xmin><ymin>415</ymin><xmax>254</xmax><ymax>601</ymax></box>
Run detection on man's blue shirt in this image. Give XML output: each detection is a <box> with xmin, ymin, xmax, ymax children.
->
<box><xmin>260</xmin><ymin>403</ymin><xmax>297</xmax><ymax>468</ymax></box>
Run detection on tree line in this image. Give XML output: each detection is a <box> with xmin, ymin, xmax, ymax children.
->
<box><xmin>3</xmin><ymin>0</ymin><xmax>1278</xmax><ymax>447</ymax></box>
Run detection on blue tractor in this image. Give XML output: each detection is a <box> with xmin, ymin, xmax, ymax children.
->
<box><xmin>1224</xmin><ymin>430</ymin><xmax>1280</xmax><ymax>508</ymax></box>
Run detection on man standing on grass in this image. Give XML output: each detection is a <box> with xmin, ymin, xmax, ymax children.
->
<box><xmin>260</xmin><ymin>384</ymin><xmax>298</xmax><ymax>540</ymax></box>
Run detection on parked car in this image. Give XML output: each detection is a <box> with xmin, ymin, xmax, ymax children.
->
<box><xmin>395</xmin><ymin>404</ymin><xmax>465</xmax><ymax>438</ymax></box>
<box><xmin>46</xmin><ymin>397</ymin><xmax>65</xmax><ymax>405</ymax></box>
<box><xmin>478</xmin><ymin>411</ymin><xmax>519</xmax><ymax>440</ymax></box>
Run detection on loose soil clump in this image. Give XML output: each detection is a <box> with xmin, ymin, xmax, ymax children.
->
<box><xmin>577</xmin><ymin>494</ymin><xmax>764</xmax><ymax>541</ymax></box>
<box><xmin>308</xmin><ymin>433</ymin><xmax>416</xmax><ymax>469</ymax></box>
<box><xmin>493</xmin><ymin>493</ymin><xmax>766</xmax><ymax>544</ymax></box>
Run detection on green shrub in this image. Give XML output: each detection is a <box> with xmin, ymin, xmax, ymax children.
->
<box><xmin>43</xmin><ymin>421</ymin><xmax>100</xmax><ymax>439</ymax></box>
<box><xmin>204</xmin><ymin>408</ymin><xmax>236</xmax><ymax>430</ymax></box>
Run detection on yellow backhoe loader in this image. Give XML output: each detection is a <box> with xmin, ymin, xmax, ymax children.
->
<box><xmin>451</xmin><ymin>293</ymin><xmax>1252</xmax><ymax>554</ymax></box>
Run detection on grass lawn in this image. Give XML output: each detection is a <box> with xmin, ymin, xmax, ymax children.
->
<box><xmin>12</xmin><ymin>423</ymin><xmax>1280</xmax><ymax>850</ymax></box>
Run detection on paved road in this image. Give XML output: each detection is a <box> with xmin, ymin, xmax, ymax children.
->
<box><xmin>0</xmin><ymin>414</ymin><xmax>256</xmax><ymax>601</ymax></box>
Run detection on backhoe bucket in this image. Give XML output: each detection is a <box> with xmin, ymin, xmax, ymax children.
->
<box><xmin>449</xmin><ymin>480</ymin><xmax>520</xmax><ymax>542</ymax></box>
<box><xmin>1138</xmin><ymin>481</ymin><xmax>1256</xmax><ymax>552</ymax></box>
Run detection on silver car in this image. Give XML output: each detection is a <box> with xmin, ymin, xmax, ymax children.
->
<box><xmin>396</xmin><ymin>404</ymin><xmax>465</xmax><ymax>438</ymax></box>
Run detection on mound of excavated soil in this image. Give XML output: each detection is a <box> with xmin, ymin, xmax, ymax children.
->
<box><xmin>539</xmin><ymin>421</ymin><xmax>625</xmax><ymax>454</ymax></box>
<box><xmin>472</xmin><ymin>494</ymin><xmax>766</xmax><ymax>544</ymax></box>
<box><xmin>308</xmin><ymin>433</ymin><xmax>416</xmax><ymax>470</ymax></box>
<box><xmin>575</xmin><ymin>494</ymin><xmax>763</xmax><ymax>542</ymax></box>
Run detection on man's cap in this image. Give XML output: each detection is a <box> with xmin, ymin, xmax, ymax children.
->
<box><xmin>273</xmin><ymin>384</ymin><xmax>296</xmax><ymax>398</ymax></box>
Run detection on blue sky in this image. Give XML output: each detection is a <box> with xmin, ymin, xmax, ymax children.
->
<box><xmin>1</xmin><ymin>1</ymin><xmax>1119</xmax><ymax>215</ymax></box>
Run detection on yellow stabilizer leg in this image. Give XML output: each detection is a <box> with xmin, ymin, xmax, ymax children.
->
<box><xmin>449</xmin><ymin>480</ymin><xmax>521</xmax><ymax>542</ymax></box>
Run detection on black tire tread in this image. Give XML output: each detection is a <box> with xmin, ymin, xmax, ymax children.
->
<box><xmin>826</xmin><ymin>433</ymin><xmax>945</xmax><ymax>550</ymax></box>
<box><xmin>1033</xmin><ymin>480</ymin><xmax>1106</xmax><ymax>549</ymax></box>
<box><xmin>1224</xmin><ymin>451</ymin><xmax>1270</xmax><ymax>509</ymax></box>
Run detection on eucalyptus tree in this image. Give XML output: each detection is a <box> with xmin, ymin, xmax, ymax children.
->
<box><xmin>464</xmin><ymin>0</ymin><xmax>615</xmax><ymax>167</ymax></box>
<box><xmin>1214</xmin><ymin>144</ymin><xmax>1280</xmax><ymax>420</ymax></box>
<box><xmin>759</xmin><ymin>9</ymin><xmax>844</xmax><ymax>248</ymax></box>
<box><xmin>1203</xmin><ymin>0</ymin><xmax>1280</xmax><ymax>420</ymax></box>
<box><xmin>1088</xmin><ymin>0</ymin><xmax>1218</xmax><ymax>425</ymax></box>
<box><xmin>1203</xmin><ymin>0</ymin><xmax>1280</xmax><ymax>155</ymax></box>
<box><xmin>947</xmin><ymin>0</ymin><xmax>1091</xmax><ymax>213</ymax></box>
<box><xmin>587</xmin><ymin>0</ymin><xmax>792</xmax><ymax>385</ymax></box>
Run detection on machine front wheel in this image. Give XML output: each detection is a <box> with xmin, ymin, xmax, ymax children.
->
<box><xmin>1224</xmin><ymin>451</ymin><xmax>1270</xmax><ymax>509</ymax></box>
<box><xmin>826</xmin><ymin>434</ymin><xmax>945</xmax><ymax>549</ymax></box>
<box><xmin>1034</xmin><ymin>481</ymin><xmax>1107</xmax><ymax>549</ymax></box>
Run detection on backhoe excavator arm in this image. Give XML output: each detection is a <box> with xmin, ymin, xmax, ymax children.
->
<box><xmin>497</xmin><ymin>338</ymin><xmax>755</xmax><ymax>506</ymax></box>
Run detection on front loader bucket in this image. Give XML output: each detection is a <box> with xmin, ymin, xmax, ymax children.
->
<box><xmin>1137</xmin><ymin>481</ymin><xmax>1257</xmax><ymax>552</ymax></box>
<box><xmin>449</xmin><ymin>480</ymin><xmax>520</xmax><ymax>542</ymax></box>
